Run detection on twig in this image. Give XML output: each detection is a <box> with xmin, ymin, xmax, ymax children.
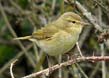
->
<box><xmin>10</xmin><ymin>59</ymin><xmax>18</xmax><ymax>78</ymax></box>
<box><xmin>75</xmin><ymin>1</ymin><xmax>103</xmax><ymax>32</ymax></box>
<box><xmin>76</xmin><ymin>63</ymin><xmax>88</xmax><ymax>78</ymax></box>
<box><xmin>76</xmin><ymin>42</ymin><xmax>84</xmax><ymax>57</ymax></box>
<box><xmin>89</xmin><ymin>62</ymin><xmax>100</xmax><ymax>78</ymax></box>
<box><xmin>9</xmin><ymin>0</ymin><xmax>36</xmax><ymax>28</ymax></box>
<box><xmin>66</xmin><ymin>0</ymin><xmax>109</xmax><ymax>49</ymax></box>
<box><xmin>70</xmin><ymin>64</ymin><xmax>81</xmax><ymax>78</ymax></box>
<box><xmin>0</xmin><ymin>3</ymin><xmax>36</xmax><ymax>68</ymax></box>
<box><xmin>51</xmin><ymin>0</ymin><xmax>56</xmax><ymax>14</ymax></box>
<box><xmin>93</xmin><ymin>0</ymin><xmax>109</xmax><ymax>13</ymax></box>
<box><xmin>65</xmin><ymin>0</ymin><xmax>103</xmax><ymax>32</ymax></box>
<box><xmin>100</xmin><ymin>44</ymin><xmax>106</xmax><ymax>78</ymax></box>
<box><xmin>9</xmin><ymin>0</ymin><xmax>24</xmax><ymax>14</ymax></box>
<box><xmin>22</xmin><ymin>56</ymin><xmax>109</xmax><ymax>78</ymax></box>
<box><xmin>0</xmin><ymin>38</ymin><xmax>17</xmax><ymax>45</ymax></box>
<box><xmin>97</xmin><ymin>5</ymin><xmax>106</xmax><ymax>78</ymax></box>
<box><xmin>0</xmin><ymin>44</ymin><xmax>32</xmax><ymax>75</ymax></box>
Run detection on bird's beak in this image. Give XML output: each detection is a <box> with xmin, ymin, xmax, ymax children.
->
<box><xmin>80</xmin><ymin>21</ymin><xmax>89</xmax><ymax>26</ymax></box>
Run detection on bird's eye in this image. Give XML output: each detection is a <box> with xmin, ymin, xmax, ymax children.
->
<box><xmin>71</xmin><ymin>21</ymin><xmax>76</xmax><ymax>23</ymax></box>
<box><xmin>68</xmin><ymin>20</ymin><xmax>76</xmax><ymax>24</ymax></box>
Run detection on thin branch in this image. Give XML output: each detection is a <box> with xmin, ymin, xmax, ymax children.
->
<box><xmin>93</xmin><ymin>0</ymin><xmax>109</xmax><ymax>13</ymax></box>
<box><xmin>58</xmin><ymin>55</ymin><xmax>62</xmax><ymax>78</ymax></box>
<box><xmin>75</xmin><ymin>1</ymin><xmax>103</xmax><ymax>32</ymax></box>
<box><xmin>89</xmin><ymin>62</ymin><xmax>100</xmax><ymax>78</ymax></box>
<box><xmin>0</xmin><ymin>44</ymin><xmax>32</xmax><ymax>75</ymax></box>
<box><xmin>76</xmin><ymin>63</ymin><xmax>88</xmax><ymax>78</ymax></box>
<box><xmin>65</xmin><ymin>0</ymin><xmax>103</xmax><ymax>32</ymax></box>
<box><xmin>9</xmin><ymin>0</ymin><xmax>36</xmax><ymax>28</ymax></box>
<box><xmin>66</xmin><ymin>0</ymin><xmax>109</xmax><ymax>50</ymax></box>
<box><xmin>0</xmin><ymin>2</ymin><xmax>36</xmax><ymax>68</ymax></box>
<box><xmin>100</xmin><ymin>44</ymin><xmax>106</xmax><ymax>78</ymax></box>
<box><xmin>10</xmin><ymin>59</ymin><xmax>18</xmax><ymax>78</ymax></box>
<box><xmin>22</xmin><ymin>56</ymin><xmax>109</xmax><ymax>78</ymax></box>
<box><xmin>0</xmin><ymin>38</ymin><xmax>17</xmax><ymax>45</ymax></box>
<box><xmin>76</xmin><ymin>42</ymin><xmax>83</xmax><ymax>57</ymax></box>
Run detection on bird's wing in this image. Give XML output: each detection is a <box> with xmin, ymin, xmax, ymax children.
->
<box><xmin>32</xmin><ymin>25</ymin><xmax>59</xmax><ymax>40</ymax></box>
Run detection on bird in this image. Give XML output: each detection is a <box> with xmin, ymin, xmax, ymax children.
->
<box><xmin>14</xmin><ymin>12</ymin><xmax>87</xmax><ymax>56</ymax></box>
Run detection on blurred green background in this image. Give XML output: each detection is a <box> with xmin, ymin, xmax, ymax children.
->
<box><xmin>0</xmin><ymin>0</ymin><xmax>109</xmax><ymax>78</ymax></box>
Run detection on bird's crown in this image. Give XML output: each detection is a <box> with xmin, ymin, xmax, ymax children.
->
<box><xmin>59</xmin><ymin>12</ymin><xmax>82</xmax><ymax>22</ymax></box>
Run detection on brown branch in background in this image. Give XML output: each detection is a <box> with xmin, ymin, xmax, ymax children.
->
<box><xmin>0</xmin><ymin>38</ymin><xmax>17</xmax><ymax>45</ymax></box>
<box><xmin>75</xmin><ymin>1</ymin><xmax>109</xmax><ymax>49</ymax></box>
<box><xmin>0</xmin><ymin>2</ymin><xmax>36</xmax><ymax>68</ymax></box>
<box><xmin>65</xmin><ymin>0</ymin><xmax>103</xmax><ymax>32</ymax></box>
<box><xmin>65</xmin><ymin>0</ymin><xmax>109</xmax><ymax>49</ymax></box>
<box><xmin>93</xmin><ymin>0</ymin><xmax>109</xmax><ymax>13</ymax></box>
<box><xmin>74</xmin><ymin>0</ymin><xmax>103</xmax><ymax>32</ymax></box>
<box><xmin>3</xmin><ymin>6</ymin><xmax>20</xmax><ymax>15</ymax></box>
<box><xmin>22</xmin><ymin>56</ymin><xmax>109</xmax><ymax>78</ymax></box>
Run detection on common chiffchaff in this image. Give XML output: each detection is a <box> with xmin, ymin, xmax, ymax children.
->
<box><xmin>14</xmin><ymin>12</ymin><xmax>87</xmax><ymax>56</ymax></box>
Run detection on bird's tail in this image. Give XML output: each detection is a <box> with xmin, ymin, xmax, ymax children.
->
<box><xmin>13</xmin><ymin>36</ymin><xmax>32</xmax><ymax>40</ymax></box>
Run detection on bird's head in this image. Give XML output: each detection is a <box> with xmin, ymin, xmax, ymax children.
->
<box><xmin>56</xmin><ymin>12</ymin><xmax>88</xmax><ymax>30</ymax></box>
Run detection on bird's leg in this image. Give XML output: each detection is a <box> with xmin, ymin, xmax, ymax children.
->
<box><xmin>76</xmin><ymin>42</ymin><xmax>84</xmax><ymax>58</ymax></box>
<box><xmin>58</xmin><ymin>55</ymin><xmax>62</xmax><ymax>78</ymax></box>
<box><xmin>46</xmin><ymin>55</ymin><xmax>53</xmax><ymax>76</ymax></box>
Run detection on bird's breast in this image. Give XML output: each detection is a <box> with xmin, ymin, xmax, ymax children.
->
<box><xmin>37</xmin><ymin>30</ymin><xmax>80</xmax><ymax>56</ymax></box>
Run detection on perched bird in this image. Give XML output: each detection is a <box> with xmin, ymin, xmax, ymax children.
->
<box><xmin>14</xmin><ymin>12</ymin><xmax>87</xmax><ymax>56</ymax></box>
